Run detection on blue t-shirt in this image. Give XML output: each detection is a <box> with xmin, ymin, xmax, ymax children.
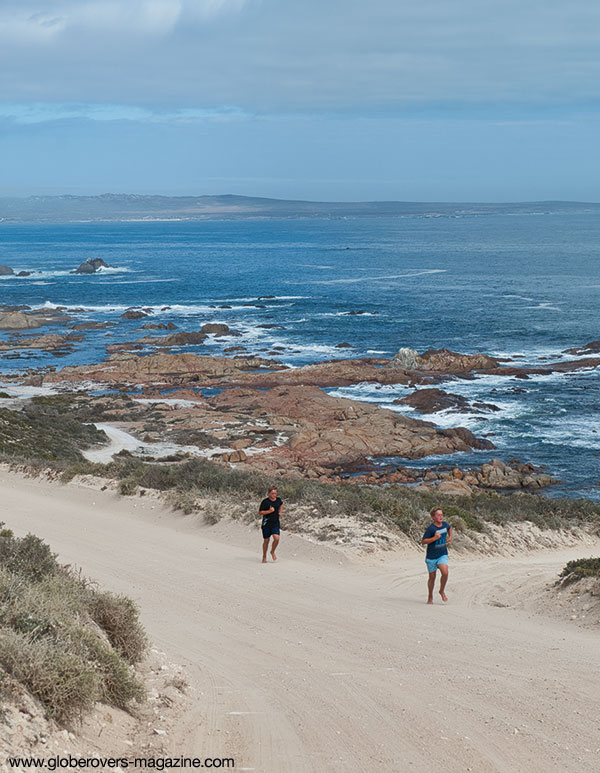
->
<box><xmin>423</xmin><ymin>521</ymin><xmax>451</xmax><ymax>559</ymax></box>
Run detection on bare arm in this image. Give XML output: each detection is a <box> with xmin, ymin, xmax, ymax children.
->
<box><xmin>421</xmin><ymin>532</ymin><xmax>441</xmax><ymax>545</ymax></box>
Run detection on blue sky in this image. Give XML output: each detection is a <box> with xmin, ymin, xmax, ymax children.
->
<box><xmin>1</xmin><ymin>0</ymin><xmax>599</xmax><ymax>200</ymax></box>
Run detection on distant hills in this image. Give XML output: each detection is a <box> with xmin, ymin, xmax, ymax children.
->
<box><xmin>1</xmin><ymin>194</ymin><xmax>599</xmax><ymax>223</ymax></box>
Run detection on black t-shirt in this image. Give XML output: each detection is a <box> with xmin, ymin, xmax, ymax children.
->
<box><xmin>260</xmin><ymin>497</ymin><xmax>283</xmax><ymax>526</ymax></box>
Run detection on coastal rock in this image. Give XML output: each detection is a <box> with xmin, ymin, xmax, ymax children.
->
<box><xmin>395</xmin><ymin>388</ymin><xmax>470</xmax><ymax>413</ymax></box>
<box><xmin>145</xmin><ymin>331</ymin><xmax>207</xmax><ymax>347</ymax></box>
<box><xmin>121</xmin><ymin>309</ymin><xmax>149</xmax><ymax>320</ymax></box>
<box><xmin>395</xmin><ymin>388</ymin><xmax>500</xmax><ymax>414</ymax></box>
<box><xmin>347</xmin><ymin>457</ymin><xmax>558</xmax><ymax>493</ymax></box>
<box><xmin>0</xmin><ymin>309</ymin><xmax>70</xmax><ymax>330</ymax></box>
<box><xmin>44</xmin><ymin>352</ymin><xmax>288</xmax><ymax>385</ymax></box>
<box><xmin>0</xmin><ymin>333</ymin><xmax>83</xmax><ymax>352</ymax></box>
<box><xmin>476</xmin><ymin>458</ymin><xmax>558</xmax><ymax>489</ymax></box>
<box><xmin>0</xmin><ymin>265</ymin><xmax>14</xmax><ymax>275</ymax></box>
<box><xmin>436</xmin><ymin>479</ymin><xmax>474</xmax><ymax>496</ymax></box>
<box><xmin>564</xmin><ymin>340</ymin><xmax>600</xmax><ymax>356</ymax></box>
<box><xmin>439</xmin><ymin>427</ymin><xmax>495</xmax><ymax>451</ymax></box>
<box><xmin>0</xmin><ymin>311</ymin><xmax>41</xmax><ymax>330</ymax></box>
<box><xmin>210</xmin><ymin>385</ymin><xmax>494</xmax><ymax>470</ymax></box>
<box><xmin>391</xmin><ymin>348</ymin><xmax>419</xmax><ymax>370</ymax></box>
<box><xmin>415</xmin><ymin>348</ymin><xmax>500</xmax><ymax>372</ymax></box>
<box><xmin>71</xmin><ymin>321</ymin><xmax>116</xmax><ymax>330</ymax></box>
<box><xmin>209</xmin><ymin>357</ymin><xmax>414</xmax><ymax>389</ymax></box>
<box><xmin>17</xmin><ymin>270</ymin><xmax>32</xmax><ymax>277</ymax></box>
<box><xmin>73</xmin><ymin>258</ymin><xmax>110</xmax><ymax>274</ymax></box>
<box><xmin>200</xmin><ymin>323</ymin><xmax>234</xmax><ymax>336</ymax></box>
<box><xmin>140</xmin><ymin>322</ymin><xmax>177</xmax><ymax>330</ymax></box>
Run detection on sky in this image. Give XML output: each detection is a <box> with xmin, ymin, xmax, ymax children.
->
<box><xmin>1</xmin><ymin>0</ymin><xmax>600</xmax><ymax>201</ymax></box>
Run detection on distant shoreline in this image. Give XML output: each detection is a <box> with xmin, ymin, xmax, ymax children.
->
<box><xmin>2</xmin><ymin>193</ymin><xmax>600</xmax><ymax>224</ymax></box>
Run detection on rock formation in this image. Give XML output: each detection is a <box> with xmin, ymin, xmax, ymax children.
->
<box><xmin>73</xmin><ymin>258</ymin><xmax>110</xmax><ymax>274</ymax></box>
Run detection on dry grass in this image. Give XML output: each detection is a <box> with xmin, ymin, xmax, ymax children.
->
<box><xmin>0</xmin><ymin>523</ymin><xmax>147</xmax><ymax>724</ymax></box>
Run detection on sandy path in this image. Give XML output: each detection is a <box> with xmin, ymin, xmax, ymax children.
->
<box><xmin>2</xmin><ymin>469</ymin><xmax>599</xmax><ymax>773</ymax></box>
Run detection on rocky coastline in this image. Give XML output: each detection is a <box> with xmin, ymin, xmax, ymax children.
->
<box><xmin>1</xmin><ymin>302</ymin><xmax>597</xmax><ymax>496</ymax></box>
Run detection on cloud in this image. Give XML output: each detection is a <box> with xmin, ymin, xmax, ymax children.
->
<box><xmin>0</xmin><ymin>1</ymin><xmax>599</xmax><ymax>113</ymax></box>
<box><xmin>0</xmin><ymin>102</ymin><xmax>248</xmax><ymax>124</ymax></box>
<box><xmin>0</xmin><ymin>0</ymin><xmax>248</xmax><ymax>40</ymax></box>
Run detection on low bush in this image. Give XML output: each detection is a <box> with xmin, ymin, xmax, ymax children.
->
<box><xmin>0</xmin><ymin>630</ymin><xmax>100</xmax><ymax>723</ymax></box>
<box><xmin>560</xmin><ymin>557</ymin><xmax>600</xmax><ymax>581</ymax></box>
<box><xmin>0</xmin><ymin>406</ymin><xmax>107</xmax><ymax>465</ymax></box>
<box><xmin>0</xmin><ymin>526</ymin><xmax>147</xmax><ymax>723</ymax></box>
<box><xmin>88</xmin><ymin>592</ymin><xmax>147</xmax><ymax>664</ymax></box>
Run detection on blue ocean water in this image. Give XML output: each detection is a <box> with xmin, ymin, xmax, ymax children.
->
<box><xmin>1</xmin><ymin>213</ymin><xmax>599</xmax><ymax>498</ymax></box>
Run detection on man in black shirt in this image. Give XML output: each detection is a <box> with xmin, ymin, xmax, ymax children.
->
<box><xmin>259</xmin><ymin>487</ymin><xmax>283</xmax><ymax>563</ymax></box>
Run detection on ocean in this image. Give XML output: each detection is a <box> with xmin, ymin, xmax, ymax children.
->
<box><xmin>1</xmin><ymin>212</ymin><xmax>599</xmax><ymax>498</ymax></box>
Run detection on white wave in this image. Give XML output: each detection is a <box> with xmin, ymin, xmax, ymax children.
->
<box><xmin>523</xmin><ymin>302</ymin><xmax>563</xmax><ymax>312</ymax></box>
<box><xmin>32</xmin><ymin>301</ymin><xmax>259</xmax><ymax>316</ymax></box>
<box><xmin>20</xmin><ymin>266</ymin><xmax>134</xmax><ymax>279</ymax></box>
<box><xmin>538</xmin><ymin>417</ymin><xmax>600</xmax><ymax>450</ymax></box>
<box><xmin>327</xmin><ymin>383</ymin><xmax>408</xmax><ymax>404</ymax></box>
<box><xmin>220</xmin><ymin>295</ymin><xmax>308</xmax><ymax>301</ymax></box>
<box><xmin>96</xmin><ymin>278</ymin><xmax>180</xmax><ymax>285</ymax></box>
<box><xmin>287</xmin><ymin>269</ymin><xmax>447</xmax><ymax>285</ymax></box>
<box><xmin>278</xmin><ymin>342</ymin><xmax>346</xmax><ymax>357</ymax></box>
<box><xmin>366</xmin><ymin>349</ymin><xmax>390</xmax><ymax>354</ymax></box>
<box><xmin>502</xmin><ymin>294</ymin><xmax>534</xmax><ymax>302</ymax></box>
<box><xmin>318</xmin><ymin>311</ymin><xmax>382</xmax><ymax>317</ymax></box>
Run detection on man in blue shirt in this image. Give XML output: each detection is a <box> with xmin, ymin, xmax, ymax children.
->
<box><xmin>421</xmin><ymin>506</ymin><xmax>453</xmax><ymax>604</ymax></box>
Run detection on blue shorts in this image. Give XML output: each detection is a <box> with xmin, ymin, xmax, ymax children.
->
<box><xmin>426</xmin><ymin>555</ymin><xmax>449</xmax><ymax>573</ymax></box>
<box><xmin>262</xmin><ymin>523</ymin><xmax>280</xmax><ymax>539</ymax></box>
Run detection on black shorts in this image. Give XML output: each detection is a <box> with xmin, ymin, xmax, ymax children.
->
<box><xmin>262</xmin><ymin>521</ymin><xmax>280</xmax><ymax>539</ymax></box>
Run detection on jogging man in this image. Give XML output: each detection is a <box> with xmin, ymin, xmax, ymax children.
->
<box><xmin>259</xmin><ymin>487</ymin><xmax>283</xmax><ymax>563</ymax></box>
<box><xmin>421</xmin><ymin>507</ymin><xmax>453</xmax><ymax>603</ymax></box>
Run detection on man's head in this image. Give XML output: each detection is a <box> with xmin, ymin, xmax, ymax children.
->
<box><xmin>430</xmin><ymin>507</ymin><xmax>443</xmax><ymax>526</ymax></box>
<box><xmin>268</xmin><ymin>487</ymin><xmax>278</xmax><ymax>500</ymax></box>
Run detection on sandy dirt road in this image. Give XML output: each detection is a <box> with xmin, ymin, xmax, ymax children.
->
<box><xmin>2</xmin><ymin>469</ymin><xmax>599</xmax><ymax>773</ymax></box>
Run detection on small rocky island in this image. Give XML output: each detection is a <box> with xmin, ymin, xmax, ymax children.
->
<box><xmin>72</xmin><ymin>258</ymin><xmax>111</xmax><ymax>274</ymax></box>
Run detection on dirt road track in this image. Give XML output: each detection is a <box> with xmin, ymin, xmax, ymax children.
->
<box><xmin>3</xmin><ymin>470</ymin><xmax>599</xmax><ymax>773</ymax></box>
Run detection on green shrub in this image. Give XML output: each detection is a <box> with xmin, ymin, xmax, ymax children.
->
<box><xmin>0</xmin><ymin>630</ymin><xmax>100</xmax><ymax>723</ymax></box>
<box><xmin>66</xmin><ymin>628</ymin><xmax>145</xmax><ymax>709</ymax></box>
<box><xmin>0</xmin><ymin>526</ymin><xmax>59</xmax><ymax>582</ymax></box>
<box><xmin>88</xmin><ymin>592</ymin><xmax>147</xmax><ymax>664</ymax></box>
<box><xmin>560</xmin><ymin>557</ymin><xmax>600</xmax><ymax>581</ymax></box>
<box><xmin>443</xmin><ymin>504</ymin><xmax>485</xmax><ymax>533</ymax></box>
<box><xmin>118</xmin><ymin>477</ymin><xmax>138</xmax><ymax>496</ymax></box>
<box><xmin>0</xmin><ymin>525</ymin><xmax>148</xmax><ymax>724</ymax></box>
<box><xmin>0</xmin><ymin>406</ymin><xmax>107</xmax><ymax>464</ymax></box>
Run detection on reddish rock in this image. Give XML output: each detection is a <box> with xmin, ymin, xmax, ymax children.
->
<box><xmin>395</xmin><ymin>388</ymin><xmax>471</xmax><ymax>413</ymax></box>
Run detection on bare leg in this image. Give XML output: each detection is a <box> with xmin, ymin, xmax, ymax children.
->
<box><xmin>438</xmin><ymin>564</ymin><xmax>449</xmax><ymax>601</ymax></box>
<box><xmin>271</xmin><ymin>534</ymin><xmax>280</xmax><ymax>561</ymax></box>
<box><xmin>262</xmin><ymin>538</ymin><xmax>270</xmax><ymax>563</ymax></box>
<box><xmin>427</xmin><ymin>571</ymin><xmax>436</xmax><ymax>604</ymax></box>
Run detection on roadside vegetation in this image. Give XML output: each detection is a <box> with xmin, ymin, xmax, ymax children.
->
<box><xmin>560</xmin><ymin>557</ymin><xmax>600</xmax><ymax>583</ymax></box>
<box><xmin>0</xmin><ymin>523</ymin><xmax>146</xmax><ymax>724</ymax></box>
